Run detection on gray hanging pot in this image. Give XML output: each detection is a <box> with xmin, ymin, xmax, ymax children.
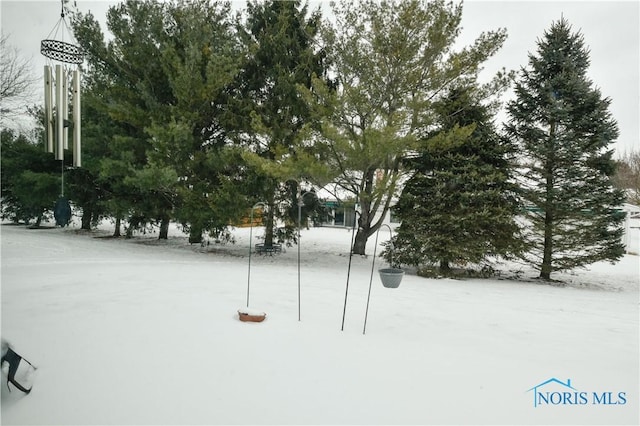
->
<box><xmin>379</xmin><ymin>267</ymin><xmax>404</xmax><ymax>288</ymax></box>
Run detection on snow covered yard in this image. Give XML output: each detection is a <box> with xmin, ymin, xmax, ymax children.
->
<box><xmin>1</xmin><ymin>221</ymin><xmax>638</xmax><ymax>425</ymax></box>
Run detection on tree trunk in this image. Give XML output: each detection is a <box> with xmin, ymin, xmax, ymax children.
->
<box><xmin>159</xmin><ymin>216</ymin><xmax>170</xmax><ymax>240</ymax></box>
<box><xmin>540</xmin><ymin>209</ymin><xmax>554</xmax><ymax>280</ymax></box>
<box><xmin>352</xmin><ymin>227</ymin><xmax>370</xmax><ymax>255</ymax></box>
<box><xmin>263</xmin><ymin>185</ymin><xmax>277</xmax><ymax>247</ymax></box>
<box><xmin>125</xmin><ymin>216</ymin><xmax>138</xmax><ymax>239</ymax></box>
<box><xmin>189</xmin><ymin>225</ymin><xmax>203</xmax><ymax>244</ymax></box>
<box><xmin>540</xmin><ymin>122</ymin><xmax>556</xmax><ymax>280</ymax></box>
<box><xmin>264</xmin><ymin>205</ymin><xmax>275</xmax><ymax>247</ymax></box>
<box><xmin>352</xmin><ymin>167</ymin><xmax>376</xmax><ymax>255</ymax></box>
<box><xmin>81</xmin><ymin>205</ymin><xmax>92</xmax><ymax>230</ymax></box>
<box><xmin>113</xmin><ymin>215</ymin><xmax>122</xmax><ymax>237</ymax></box>
<box><xmin>92</xmin><ymin>209</ymin><xmax>100</xmax><ymax>227</ymax></box>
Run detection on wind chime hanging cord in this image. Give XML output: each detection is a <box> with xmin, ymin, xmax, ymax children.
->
<box><xmin>40</xmin><ymin>0</ymin><xmax>83</xmax><ymax>64</ymax></box>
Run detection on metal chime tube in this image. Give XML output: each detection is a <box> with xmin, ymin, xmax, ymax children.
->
<box><xmin>44</xmin><ymin>66</ymin><xmax>54</xmax><ymax>153</ymax></box>
<box><xmin>72</xmin><ymin>69</ymin><xmax>81</xmax><ymax>167</ymax></box>
<box><xmin>55</xmin><ymin>64</ymin><xmax>64</xmax><ymax>160</ymax></box>
<box><xmin>62</xmin><ymin>67</ymin><xmax>69</xmax><ymax>150</ymax></box>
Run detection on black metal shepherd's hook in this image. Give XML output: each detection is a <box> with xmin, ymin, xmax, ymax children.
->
<box><xmin>296</xmin><ymin>188</ymin><xmax>316</xmax><ymax>322</ymax></box>
<box><xmin>363</xmin><ymin>224</ymin><xmax>394</xmax><ymax>334</ymax></box>
<box><xmin>246</xmin><ymin>202</ymin><xmax>267</xmax><ymax>307</ymax></box>
<box><xmin>340</xmin><ymin>209</ymin><xmax>360</xmax><ymax>331</ymax></box>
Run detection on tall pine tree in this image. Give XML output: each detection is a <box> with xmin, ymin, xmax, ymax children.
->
<box><xmin>73</xmin><ymin>1</ymin><xmax>176</xmax><ymax>238</ymax></box>
<box><xmin>505</xmin><ymin>18</ymin><xmax>625</xmax><ymax>280</ymax></box>
<box><xmin>231</xmin><ymin>0</ymin><xmax>329</xmax><ymax>247</ymax></box>
<box><xmin>391</xmin><ymin>85</ymin><xmax>521</xmax><ymax>273</ymax></box>
<box><xmin>73</xmin><ymin>0</ymin><xmax>244</xmax><ymax>240</ymax></box>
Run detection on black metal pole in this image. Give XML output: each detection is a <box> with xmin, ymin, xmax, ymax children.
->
<box><xmin>341</xmin><ymin>209</ymin><xmax>359</xmax><ymax>331</ymax></box>
<box><xmin>363</xmin><ymin>224</ymin><xmax>393</xmax><ymax>335</ymax></box>
<box><xmin>297</xmin><ymin>196</ymin><xmax>302</xmax><ymax>321</ymax></box>
<box><xmin>247</xmin><ymin>209</ymin><xmax>254</xmax><ymax>307</ymax></box>
<box><xmin>296</xmin><ymin>189</ymin><xmax>316</xmax><ymax>322</ymax></box>
<box><xmin>247</xmin><ymin>202</ymin><xmax>266</xmax><ymax>307</ymax></box>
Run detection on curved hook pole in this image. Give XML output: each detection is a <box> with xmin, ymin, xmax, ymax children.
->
<box><xmin>247</xmin><ymin>202</ymin><xmax>267</xmax><ymax>307</ymax></box>
<box><xmin>340</xmin><ymin>209</ymin><xmax>360</xmax><ymax>331</ymax></box>
<box><xmin>363</xmin><ymin>223</ymin><xmax>393</xmax><ymax>335</ymax></box>
<box><xmin>297</xmin><ymin>190</ymin><xmax>316</xmax><ymax>322</ymax></box>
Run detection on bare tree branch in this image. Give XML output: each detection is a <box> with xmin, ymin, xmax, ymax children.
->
<box><xmin>614</xmin><ymin>150</ymin><xmax>640</xmax><ymax>205</ymax></box>
<box><xmin>0</xmin><ymin>33</ymin><xmax>38</xmax><ymax>127</ymax></box>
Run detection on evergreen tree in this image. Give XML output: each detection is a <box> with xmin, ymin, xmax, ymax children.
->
<box><xmin>230</xmin><ymin>0</ymin><xmax>330</xmax><ymax>247</ymax></box>
<box><xmin>143</xmin><ymin>0</ymin><xmax>244</xmax><ymax>242</ymax></box>
<box><xmin>73</xmin><ymin>1</ymin><xmax>174</xmax><ymax>237</ymax></box>
<box><xmin>73</xmin><ymin>0</ymin><xmax>244</xmax><ymax>240</ymax></box>
<box><xmin>391</xmin><ymin>85</ymin><xmax>521</xmax><ymax>272</ymax></box>
<box><xmin>0</xmin><ymin>129</ymin><xmax>60</xmax><ymax>226</ymax></box>
<box><xmin>505</xmin><ymin>18</ymin><xmax>625</xmax><ymax>280</ymax></box>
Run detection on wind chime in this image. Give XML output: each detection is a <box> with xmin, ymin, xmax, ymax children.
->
<box><xmin>40</xmin><ymin>0</ymin><xmax>83</xmax><ymax>226</ymax></box>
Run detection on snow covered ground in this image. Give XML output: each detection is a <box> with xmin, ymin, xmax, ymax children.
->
<box><xmin>1</xmin><ymin>219</ymin><xmax>638</xmax><ymax>425</ymax></box>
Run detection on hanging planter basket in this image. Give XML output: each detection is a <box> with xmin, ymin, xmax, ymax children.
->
<box><xmin>238</xmin><ymin>308</ymin><xmax>267</xmax><ymax>323</ymax></box>
<box><xmin>379</xmin><ymin>268</ymin><xmax>404</xmax><ymax>288</ymax></box>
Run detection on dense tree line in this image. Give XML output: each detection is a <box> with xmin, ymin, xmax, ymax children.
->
<box><xmin>0</xmin><ymin>0</ymin><xmax>628</xmax><ymax>280</ymax></box>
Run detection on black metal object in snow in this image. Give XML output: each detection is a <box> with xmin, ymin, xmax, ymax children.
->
<box><xmin>296</xmin><ymin>189</ymin><xmax>317</xmax><ymax>322</ymax></box>
<box><xmin>363</xmin><ymin>224</ymin><xmax>403</xmax><ymax>335</ymax></box>
<box><xmin>255</xmin><ymin>243</ymin><xmax>282</xmax><ymax>254</ymax></box>
<box><xmin>246</xmin><ymin>202</ymin><xmax>267</xmax><ymax>308</ymax></box>
<box><xmin>340</xmin><ymin>210</ymin><xmax>360</xmax><ymax>331</ymax></box>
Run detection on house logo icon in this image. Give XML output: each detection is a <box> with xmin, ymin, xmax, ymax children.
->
<box><xmin>527</xmin><ymin>378</ymin><xmax>582</xmax><ymax>407</ymax></box>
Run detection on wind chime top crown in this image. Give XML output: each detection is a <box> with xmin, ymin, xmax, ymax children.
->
<box><xmin>40</xmin><ymin>0</ymin><xmax>83</xmax><ymax>64</ymax></box>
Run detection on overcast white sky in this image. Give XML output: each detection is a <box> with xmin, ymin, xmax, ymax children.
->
<box><xmin>1</xmin><ymin>0</ymin><xmax>638</xmax><ymax>155</ymax></box>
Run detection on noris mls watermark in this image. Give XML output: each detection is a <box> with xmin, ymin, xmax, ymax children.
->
<box><xmin>527</xmin><ymin>378</ymin><xmax>627</xmax><ymax>408</ymax></box>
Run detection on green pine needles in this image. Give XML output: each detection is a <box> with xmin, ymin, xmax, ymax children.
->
<box><xmin>505</xmin><ymin>18</ymin><xmax>625</xmax><ymax>280</ymax></box>
<box><xmin>391</xmin><ymin>86</ymin><xmax>522</xmax><ymax>273</ymax></box>
<box><xmin>2</xmin><ymin>3</ymin><xmax>627</xmax><ymax>282</ymax></box>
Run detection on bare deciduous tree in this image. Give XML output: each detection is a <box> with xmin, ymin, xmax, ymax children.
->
<box><xmin>614</xmin><ymin>150</ymin><xmax>640</xmax><ymax>205</ymax></box>
<box><xmin>0</xmin><ymin>33</ymin><xmax>37</xmax><ymax>127</ymax></box>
